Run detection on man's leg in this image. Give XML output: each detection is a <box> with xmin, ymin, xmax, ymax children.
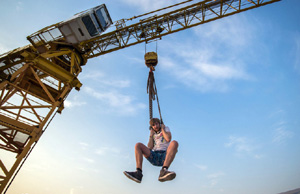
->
<box><xmin>135</xmin><ymin>142</ymin><xmax>151</xmax><ymax>170</ymax></box>
<box><xmin>124</xmin><ymin>142</ymin><xmax>151</xmax><ymax>183</ymax></box>
<box><xmin>163</xmin><ymin>140</ymin><xmax>179</xmax><ymax>168</ymax></box>
<box><xmin>158</xmin><ymin>140</ymin><xmax>179</xmax><ymax>182</ymax></box>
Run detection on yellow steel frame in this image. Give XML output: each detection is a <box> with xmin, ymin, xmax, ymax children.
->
<box><xmin>0</xmin><ymin>45</ymin><xmax>82</xmax><ymax>193</ymax></box>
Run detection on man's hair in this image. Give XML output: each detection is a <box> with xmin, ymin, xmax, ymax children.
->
<box><xmin>149</xmin><ymin>118</ymin><xmax>160</xmax><ymax>126</ymax></box>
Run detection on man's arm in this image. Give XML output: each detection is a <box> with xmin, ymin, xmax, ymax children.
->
<box><xmin>161</xmin><ymin>124</ymin><xmax>172</xmax><ymax>142</ymax></box>
<box><xmin>147</xmin><ymin>129</ymin><xmax>155</xmax><ymax>149</ymax></box>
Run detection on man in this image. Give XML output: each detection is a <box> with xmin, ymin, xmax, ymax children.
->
<box><xmin>124</xmin><ymin>118</ymin><xmax>179</xmax><ymax>183</ymax></box>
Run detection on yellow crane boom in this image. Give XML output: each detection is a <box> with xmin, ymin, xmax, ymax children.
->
<box><xmin>80</xmin><ymin>0</ymin><xmax>281</xmax><ymax>60</ymax></box>
<box><xmin>0</xmin><ymin>0</ymin><xmax>281</xmax><ymax>192</ymax></box>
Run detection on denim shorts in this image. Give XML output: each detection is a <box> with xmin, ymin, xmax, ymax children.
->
<box><xmin>146</xmin><ymin>150</ymin><xmax>166</xmax><ymax>166</ymax></box>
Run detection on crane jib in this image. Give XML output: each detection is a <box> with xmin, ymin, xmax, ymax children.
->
<box><xmin>80</xmin><ymin>0</ymin><xmax>281</xmax><ymax>60</ymax></box>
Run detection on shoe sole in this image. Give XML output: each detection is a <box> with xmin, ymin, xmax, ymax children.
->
<box><xmin>158</xmin><ymin>172</ymin><xmax>176</xmax><ymax>182</ymax></box>
<box><xmin>123</xmin><ymin>171</ymin><xmax>141</xmax><ymax>183</ymax></box>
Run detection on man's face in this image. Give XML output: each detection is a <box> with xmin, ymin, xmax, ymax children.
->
<box><xmin>152</xmin><ymin>122</ymin><xmax>160</xmax><ymax>132</ymax></box>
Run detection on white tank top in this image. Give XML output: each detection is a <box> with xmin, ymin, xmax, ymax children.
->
<box><xmin>152</xmin><ymin>126</ymin><xmax>170</xmax><ymax>151</ymax></box>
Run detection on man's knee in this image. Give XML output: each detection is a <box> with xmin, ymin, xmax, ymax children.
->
<box><xmin>135</xmin><ymin>142</ymin><xmax>143</xmax><ymax>150</ymax></box>
<box><xmin>170</xmin><ymin>140</ymin><xmax>179</xmax><ymax>148</ymax></box>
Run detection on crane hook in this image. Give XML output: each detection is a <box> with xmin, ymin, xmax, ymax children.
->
<box><xmin>144</xmin><ymin>52</ymin><xmax>158</xmax><ymax>71</ymax></box>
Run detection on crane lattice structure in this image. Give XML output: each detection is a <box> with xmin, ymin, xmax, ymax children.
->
<box><xmin>0</xmin><ymin>0</ymin><xmax>280</xmax><ymax>192</ymax></box>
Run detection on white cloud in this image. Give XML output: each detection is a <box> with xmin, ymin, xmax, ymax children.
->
<box><xmin>64</xmin><ymin>99</ymin><xmax>86</xmax><ymax>108</ymax></box>
<box><xmin>79</xmin><ymin>142</ymin><xmax>89</xmax><ymax>147</ymax></box>
<box><xmin>83</xmin><ymin>86</ymin><xmax>146</xmax><ymax>115</ymax></box>
<box><xmin>225</xmin><ymin>136</ymin><xmax>253</xmax><ymax>152</ymax></box>
<box><xmin>160</xmin><ymin>56</ymin><xmax>249</xmax><ymax>92</ymax></box>
<box><xmin>80</xmin><ymin>71</ymin><xmax>131</xmax><ymax>88</ymax></box>
<box><xmin>63</xmin><ymin>93</ymin><xmax>87</xmax><ymax>109</ymax></box>
<box><xmin>254</xmin><ymin>154</ymin><xmax>264</xmax><ymax>159</ymax></box>
<box><xmin>294</xmin><ymin>33</ymin><xmax>300</xmax><ymax>74</ymax></box>
<box><xmin>83</xmin><ymin>158</ymin><xmax>95</xmax><ymax>164</ymax></box>
<box><xmin>268</xmin><ymin>109</ymin><xmax>286</xmax><ymax>119</ymax></box>
<box><xmin>195</xmin><ymin>164</ymin><xmax>208</xmax><ymax>171</ymax></box>
<box><xmin>225</xmin><ymin>135</ymin><xmax>261</xmax><ymax>158</ymax></box>
<box><xmin>194</xmin><ymin>16</ymin><xmax>254</xmax><ymax>48</ymax></box>
<box><xmin>0</xmin><ymin>44</ymin><xmax>10</xmax><ymax>54</ymax></box>
<box><xmin>80</xmin><ymin>69</ymin><xmax>146</xmax><ymax>115</ymax></box>
<box><xmin>120</xmin><ymin>0</ymin><xmax>182</xmax><ymax>12</ymax></box>
<box><xmin>272</xmin><ymin>127</ymin><xmax>294</xmax><ymax>144</ymax></box>
<box><xmin>16</xmin><ymin>1</ymin><xmax>23</xmax><ymax>11</ymax></box>
<box><xmin>269</xmin><ymin>109</ymin><xmax>294</xmax><ymax>144</ymax></box>
<box><xmin>158</xmin><ymin>16</ymin><xmax>255</xmax><ymax>92</ymax></box>
<box><xmin>95</xmin><ymin>146</ymin><xmax>120</xmax><ymax>156</ymax></box>
<box><xmin>79</xmin><ymin>142</ymin><xmax>89</xmax><ymax>150</ymax></box>
<box><xmin>207</xmin><ymin>172</ymin><xmax>225</xmax><ymax>187</ymax></box>
<box><xmin>207</xmin><ymin>172</ymin><xmax>225</xmax><ymax>179</ymax></box>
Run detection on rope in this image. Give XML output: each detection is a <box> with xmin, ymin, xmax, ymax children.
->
<box><xmin>147</xmin><ymin>70</ymin><xmax>163</xmax><ymax>124</ymax></box>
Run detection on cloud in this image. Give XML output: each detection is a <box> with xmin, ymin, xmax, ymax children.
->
<box><xmin>79</xmin><ymin>142</ymin><xmax>89</xmax><ymax>147</ymax></box>
<box><xmin>0</xmin><ymin>44</ymin><xmax>10</xmax><ymax>54</ymax></box>
<box><xmin>269</xmin><ymin>109</ymin><xmax>294</xmax><ymax>144</ymax></box>
<box><xmin>79</xmin><ymin>69</ymin><xmax>146</xmax><ymax>115</ymax></box>
<box><xmin>16</xmin><ymin>1</ymin><xmax>23</xmax><ymax>11</ymax></box>
<box><xmin>254</xmin><ymin>154</ymin><xmax>264</xmax><ymax>159</ymax></box>
<box><xmin>268</xmin><ymin>109</ymin><xmax>286</xmax><ymax>119</ymax></box>
<box><xmin>158</xmin><ymin>16</ymin><xmax>255</xmax><ymax>92</ymax></box>
<box><xmin>80</xmin><ymin>71</ymin><xmax>131</xmax><ymax>88</ymax></box>
<box><xmin>82</xmin><ymin>157</ymin><xmax>95</xmax><ymax>164</ymax></box>
<box><xmin>225</xmin><ymin>136</ymin><xmax>253</xmax><ymax>152</ymax></box>
<box><xmin>207</xmin><ymin>172</ymin><xmax>225</xmax><ymax>187</ymax></box>
<box><xmin>160</xmin><ymin>56</ymin><xmax>250</xmax><ymax>92</ymax></box>
<box><xmin>225</xmin><ymin>135</ymin><xmax>261</xmax><ymax>158</ymax></box>
<box><xmin>64</xmin><ymin>99</ymin><xmax>86</xmax><ymax>108</ymax></box>
<box><xmin>293</xmin><ymin>33</ymin><xmax>300</xmax><ymax>74</ymax></box>
<box><xmin>195</xmin><ymin>164</ymin><xmax>208</xmax><ymax>171</ymax></box>
<box><xmin>120</xmin><ymin>0</ymin><xmax>182</xmax><ymax>12</ymax></box>
<box><xmin>193</xmin><ymin>15</ymin><xmax>255</xmax><ymax>48</ymax></box>
<box><xmin>83</xmin><ymin>86</ymin><xmax>146</xmax><ymax>115</ymax></box>
<box><xmin>79</xmin><ymin>142</ymin><xmax>89</xmax><ymax>150</ymax></box>
<box><xmin>95</xmin><ymin>146</ymin><xmax>121</xmax><ymax>156</ymax></box>
<box><xmin>272</xmin><ymin>127</ymin><xmax>294</xmax><ymax>144</ymax></box>
<box><xmin>207</xmin><ymin>172</ymin><xmax>225</xmax><ymax>179</ymax></box>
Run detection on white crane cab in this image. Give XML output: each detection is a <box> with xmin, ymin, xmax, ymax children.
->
<box><xmin>59</xmin><ymin>4</ymin><xmax>113</xmax><ymax>44</ymax></box>
<box><xmin>27</xmin><ymin>4</ymin><xmax>113</xmax><ymax>51</ymax></box>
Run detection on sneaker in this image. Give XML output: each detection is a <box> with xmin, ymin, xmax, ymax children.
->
<box><xmin>158</xmin><ymin>168</ymin><xmax>176</xmax><ymax>182</ymax></box>
<box><xmin>123</xmin><ymin>170</ymin><xmax>143</xmax><ymax>183</ymax></box>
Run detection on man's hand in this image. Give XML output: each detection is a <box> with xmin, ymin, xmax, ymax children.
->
<box><xmin>148</xmin><ymin>129</ymin><xmax>155</xmax><ymax>149</ymax></box>
<box><xmin>150</xmin><ymin>129</ymin><xmax>155</xmax><ymax>136</ymax></box>
<box><xmin>160</xmin><ymin>124</ymin><xmax>171</xmax><ymax>142</ymax></box>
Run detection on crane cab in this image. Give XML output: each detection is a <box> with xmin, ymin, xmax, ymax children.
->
<box><xmin>27</xmin><ymin>4</ymin><xmax>112</xmax><ymax>51</ymax></box>
<box><xmin>59</xmin><ymin>4</ymin><xmax>113</xmax><ymax>44</ymax></box>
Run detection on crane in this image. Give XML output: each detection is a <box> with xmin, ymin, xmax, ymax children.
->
<box><xmin>0</xmin><ymin>0</ymin><xmax>281</xmax><ymax>192</ymax></box>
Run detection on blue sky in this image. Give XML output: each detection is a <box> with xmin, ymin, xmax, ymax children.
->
<box><xmin>1</xmin><ymin>0</ymin><xmax>300</xmax><ymax>194</ymax></box>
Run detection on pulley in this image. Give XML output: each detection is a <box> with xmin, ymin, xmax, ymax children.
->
<box><xmin>144</xmin><ymin>52</ymin><xmax>158</xmax><ymax>71</ymax></box>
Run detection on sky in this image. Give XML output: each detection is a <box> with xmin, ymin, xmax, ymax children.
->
<box><xmin>0</xmin><ymin>0</ymin><xmax>300</xmax><ymax>194</ymax></box>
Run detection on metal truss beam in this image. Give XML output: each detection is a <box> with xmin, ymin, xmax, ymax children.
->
<box><xmin>80</xmin><ymin>0</ymin><xmax>280</xmax><ymax>59</ymax></box>
<box><xmin>0</xmin><ymin>47</ymin><xmax>82</xmax><ymax>193</ymax></box>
